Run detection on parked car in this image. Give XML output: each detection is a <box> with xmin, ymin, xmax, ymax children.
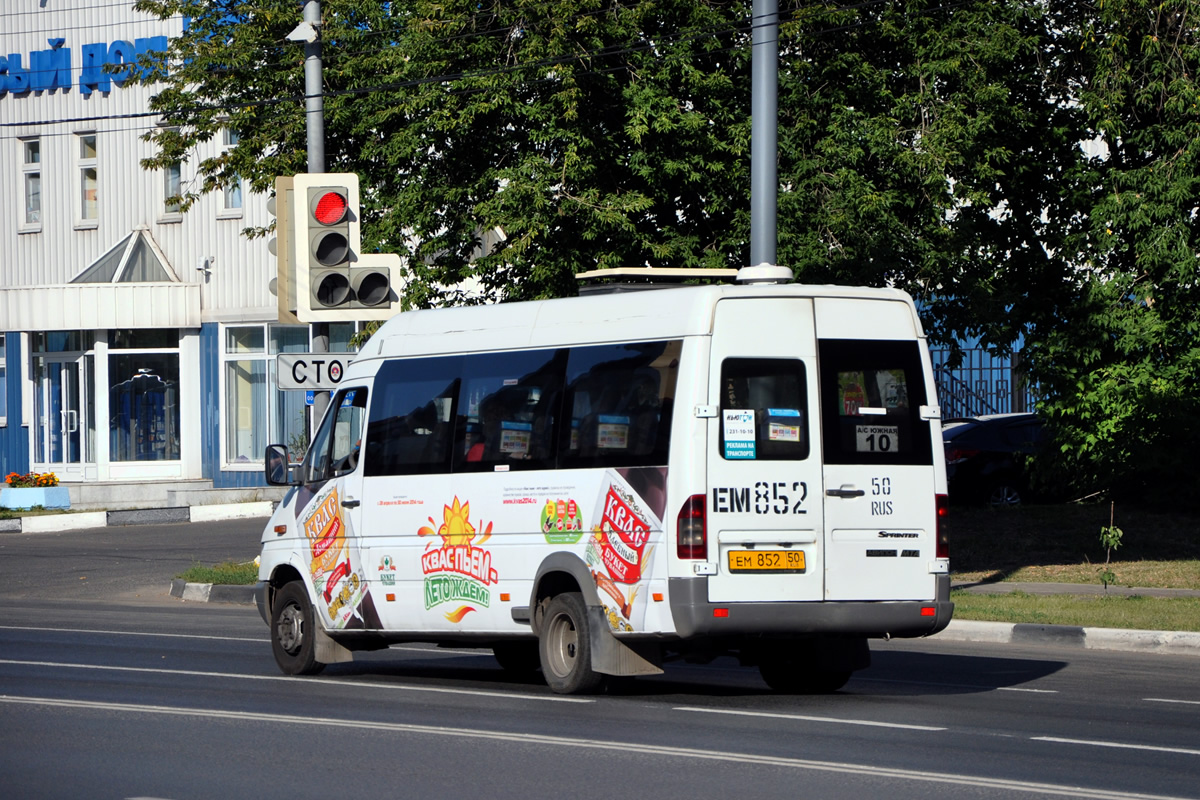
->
<box><xmin>942</xmin><ymin>413</ymin><xmax>1048</xmax><ymax>506</ymax></box>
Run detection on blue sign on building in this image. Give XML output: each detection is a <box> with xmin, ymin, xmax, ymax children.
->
<box><xmin>0</xmin><ymin>36</ymin><xmax>168</xmax><ymax>95</ymax></box>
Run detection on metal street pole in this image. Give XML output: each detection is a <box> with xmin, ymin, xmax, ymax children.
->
<box><xmin>303</xmin><ymin>0</ymin><xmax>330</xmax><ymax>429</ymax></box>
<box><xmin>750</xmin><ymin>0</ymin><xmax>778</xmax><ymax>269</ymax></box>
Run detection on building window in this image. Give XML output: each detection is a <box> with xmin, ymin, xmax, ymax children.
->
<box><xmin>223</xmin><ymin>178</ymin><xmax>243</xmax><ymax>212</ymax></box>
<box><xmin>221</xmin><ymin>323</ymin><xmax>359</xmax><ymax>465</ymax></box>
<box><xmin>220</xmin><ymin>127</ymin><xmax>242</xmax><ymax>215</ymax></box>
<box><xmin>109</xmin><ymin>330</ymin><xmax>181</xmax><ymax>462</ymax></box>
<box><xmin>21</xmin><ymin>139</ymin><xmax>41</xmax><ymax>229</ymax></box>
<box><xmin>0</xmin><ymin>333</ymin><xmax>7</xmax><ymax>426</ymax></box>
<box><xmin>164</xmin><ymin>162</ymin><xmax>182</xmax><ymax>216</ymax></box>
<box><xmin>78</xmin><ymin>133</ymin><xmax>98</xmax><ymax>222</ymax></box>
<box><xmin>223</xmin><ymin>325</ymin><xmax>308</xmax><ymax>464</ymax></box>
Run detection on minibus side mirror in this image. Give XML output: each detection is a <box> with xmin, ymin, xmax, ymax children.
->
<box><xmin>264</xmin><ymin>444</ymin><xmax>298</xmax><ymax>486</ymax></box>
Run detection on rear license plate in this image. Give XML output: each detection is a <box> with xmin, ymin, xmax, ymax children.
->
<box><xmin>728</xmin><ymin>549</ymin><xmax>806</xmax><ymax>573</ymax></box>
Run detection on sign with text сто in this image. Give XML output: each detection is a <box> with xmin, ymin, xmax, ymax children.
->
<box><xmin>277</xmin><ymin>354</ymin><xmax>351</xmax><ymax>390</ymax></box>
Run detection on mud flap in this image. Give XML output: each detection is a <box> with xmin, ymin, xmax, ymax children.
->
<box><xmin>314</xmin><ymin>626</ymin><xmax>354</xmax><ymax>665</ymax></box>
<box><xmin>587</xmin><ymin>606</ymin><xmax>663</xmax><ymax>677</ymax></box>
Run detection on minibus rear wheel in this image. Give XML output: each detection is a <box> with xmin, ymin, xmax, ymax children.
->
<box><xmin>539</xmin><ymin>593</ymin><xmax>605</xmax><ymax>694</ymax></box>
<box><xmin>271</xmin><ymin>581</ymin><xmax>326</xmax><ymax>676</ymax></box>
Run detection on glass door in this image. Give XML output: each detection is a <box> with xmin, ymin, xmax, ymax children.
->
<box><xmin>33</xmin><ymin>355</ymin><xmax>92</xmax><ymax>479</ymax></box>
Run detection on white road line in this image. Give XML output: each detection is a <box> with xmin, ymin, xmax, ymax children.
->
<box><xmin>862</xmin><ymin>676</ymin><xmax>1058</xmax><ymax>693</ymax></box>
<box><xmin>674</xmin><ymin>705</ymin><xmax>946</xmax><ymax>731</ymax></box>
<box><xmin>0</xmin><ymin>695</ymin><xmax>1189</xmax><ymax>800</ymax></box>
<box><xmin>0</xmin><ymin>659</ymin><xmax>592</xmax><ymax>704</ymax></box>
<box><xmin>0</xmin><ymin>626</ymin><xmax>493</xmax><ymax>657</ymax></box>
<box><xmin>1032</xmin><ymin>736</ymin><xmax>1200</xmax><ymax>757</ymax></box>
<box><xmin>0</xmin><ymin>625</ymin><xmax>263</xmax><ymax>643</ymax></box>
<box><xmin>1145</xmin><ymin>698</ymin><xmax>1200</xmax><ymax>706</ymax></box>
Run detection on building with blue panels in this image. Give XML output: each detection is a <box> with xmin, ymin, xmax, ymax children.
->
<box><xmin>0</xmin><ymin>4</ymin><xmax>357</xmax><ymax>507</ymax></box>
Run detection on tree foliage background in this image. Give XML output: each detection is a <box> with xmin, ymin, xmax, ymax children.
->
<box><xmin>131</xmin><ymin>0</ymin><xmax>1200</xmax><ymax>507</ymax></box>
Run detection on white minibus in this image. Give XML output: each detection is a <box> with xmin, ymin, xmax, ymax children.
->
<box><xmin>257</xmin><ymin>270</ymin><xmax>953</xmax><ymax>694</ymax></box>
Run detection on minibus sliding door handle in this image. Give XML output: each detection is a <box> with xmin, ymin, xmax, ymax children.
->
<box><xmin>342</xmin><ymin>499</ymin><xmax>361</xmax><ymax>508</ymax></box>
<box><xmin>826</xmin><ymin>488</ymin><xmax>865</xmax><ymax>498</ymax></box>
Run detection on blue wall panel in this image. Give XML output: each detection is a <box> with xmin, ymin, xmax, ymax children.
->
<box><xmin>0</xmin><ymin>334</ymin><xmax>30</xmax><ymax>478</ymax></box>
<box><xmin>199</xmin><ymin>323</ymin><xmax>267</xmax><ymax>490</ymax></box>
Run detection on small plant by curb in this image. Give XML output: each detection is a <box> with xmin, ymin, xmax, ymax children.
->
<box><xmin>1098</xmin><ymin>502</ymin><xmax>1124</xmax><ymax>590</ymax></box>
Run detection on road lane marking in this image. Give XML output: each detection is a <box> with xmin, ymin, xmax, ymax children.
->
<box><xmin>864</xmin><ymin>681</ymin><xmax>1060</xmax><ymax>690</ymax></box>
<box><xmin>1145</xmin><ymin>698</ymin><xmax>1200</xmax><ymax>706</ymax></box>
<box><xmin>1032</xmin><ymin>736</ymin><xmax>1200</xmax><ymax>757</ymax></box>
<box><xmin>0</xmin><ymin>626</ymin><xmax>494</xmax><ymax>657</ymax></box>
<box><xmin>0</xmin><ymin>695</ymin><xmax>1190</xmax><ymax>800</ymax></box>
<box><xmin>0</xmin><ymin>659</ymin><xmax>592</xmax><ymax>704</ymax></box>
<box><xmin>0</xmin><ymin>625</ymin><xmax>263</xmax><ymax>643</ymax></box>
<box><xmin>674</xmin><ymin>705</ymin><xmax>946</xmax><ymax>731</ymax></box>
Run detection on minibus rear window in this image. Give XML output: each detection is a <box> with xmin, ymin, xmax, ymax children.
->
<box><xmin>817</xmin><ymin>339</ymin><xmax>933</xmax><ymax>466</ymax></box>
<box><xmin>718</xmin><ymin>358</ymin><xmax>810</xmax><ymax>461</ymax></box>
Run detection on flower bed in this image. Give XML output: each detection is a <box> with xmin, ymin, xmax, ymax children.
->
<box><xmin>2</xmin><ymin>472</ymin><xmax>69</xmax><ymax>510</ymax></box>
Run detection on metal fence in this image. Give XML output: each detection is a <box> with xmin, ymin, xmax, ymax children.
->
<box><xmin>930</xmin><ymin>348</ymin><xmax>1037</xmax><ymax>419</ymax></box>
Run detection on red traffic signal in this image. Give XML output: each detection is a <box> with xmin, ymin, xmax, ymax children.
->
<box><xmin>312</xmin><ymin>190</ymin><xmax>348</xmax><ymax>226</ymax></box>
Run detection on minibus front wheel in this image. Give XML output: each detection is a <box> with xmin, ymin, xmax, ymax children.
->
<box><xmin>539</xmin><ymin>593</ymin><xmax>605</xmax><ymax>695</ymax></box>
<box><xmin>271</xmin><ymin>581</ymin><xmax>326</xmax><ymax>676</ymax></box>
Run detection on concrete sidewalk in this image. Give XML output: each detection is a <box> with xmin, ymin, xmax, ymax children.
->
<box><xmin>0</xmin><ymin>500</ymin><xmax>274</xmax><ymax>533</ymax></box>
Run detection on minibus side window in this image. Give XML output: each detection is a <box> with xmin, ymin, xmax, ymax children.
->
<box><xmin>455</xmin><ymin>348</ymin><xmax>566</xmax><ymax>472</ymax></box>
<box><xmin>718</xmin><ymin>358</ymin><xmax>809</xmax><ymax>461</ymax></box>
<box><xmin>303</xmin><ymin>387</ymin><xmax>368</xmax><ymax>483</ymax></box>
<box><xmin>817</xmin><ymin>339</ymin><xmax>932</xmax><ymax>466</ymax></box>
<box><xmin>560</xmin><ymin>340</ymin><xmax>680</xmax><ymax>469</ymax></box>
<box><xmin>365</xmin><ymin>357</ymin><xmax>462</xmax><ymax>476</ymax></box>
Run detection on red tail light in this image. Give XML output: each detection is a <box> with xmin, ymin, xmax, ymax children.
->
<box><xmin>677</xmin><ymin>494</ymin><xmax>707</xmax><ymax>560</ymax></box>
<box><xmin>935</xmin><ymin>493</ymin><xmax>949</xmax><ymax>559</ymax></box>
<box><xmin>945</xmin><ymin>447</ymin><xmax>979</xmax><ymax>465</ymax></box>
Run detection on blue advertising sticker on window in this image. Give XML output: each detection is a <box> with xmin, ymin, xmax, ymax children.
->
<box><xmin>723</xmin><ymin>409</ymin><xmax>756</xmax><ymax>459</ymax></box>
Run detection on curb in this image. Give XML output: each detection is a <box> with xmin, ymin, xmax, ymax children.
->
<box><xmin>170</xmin><ymin>578</ymin><xmax>258</xmax><ymax>605</ymax></box>
<box><xmin>2</xmin><ymin>501</ymin><xmax>274</xmax><ymax>533</ymax></box>
<box><xmin>938</xmin><ymin>619</ymin><xmax>1200</xmax><ymax>657</ymax></box>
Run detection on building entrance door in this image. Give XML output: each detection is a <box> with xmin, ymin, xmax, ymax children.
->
<box><xmin>32</xmin><ymin>355</ymin><xmax>93</xmax><ymax>480</ymax></box>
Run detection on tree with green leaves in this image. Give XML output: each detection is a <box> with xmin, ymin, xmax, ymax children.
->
<box><xmin>1021</xmin><ymin>1</ymin><xmax>1200</xmax><ymax>507</ymax></box>
<box><xmin>130</xmin><ymin>0</ymin><xmax>1199</xmax><ymax>506</ymax></box>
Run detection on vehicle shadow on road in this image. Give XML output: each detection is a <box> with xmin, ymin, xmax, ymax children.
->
<box><xmin>315</xmin><ymin>647</ymin><xmax>1067</xmax><ymax>698</ymax></box>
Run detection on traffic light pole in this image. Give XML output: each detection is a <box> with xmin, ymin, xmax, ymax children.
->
<box><xmin>302</xmin><ymin>0</ymin><xmax>330</xmax><ymax>430</ymax></box>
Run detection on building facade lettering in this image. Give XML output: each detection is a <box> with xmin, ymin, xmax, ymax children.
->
<box><xmin>0</xmin><ymin>36</ymin><xmax>168</xmax><ymax>96</ymax></box>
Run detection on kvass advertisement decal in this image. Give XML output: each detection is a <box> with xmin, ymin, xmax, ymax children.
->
<box><xmin>585</xmin><ymin>468</ymin><xmax>663</xmax><ymax>633</ymax></box>
<box><xmin>418</xmin><ymin>497</ymin><xmax>499</xmax><ymax>623</ymax></box>
<box><xmin>299</xmin><ymin>482</ymin><xmax>375</xmax><ymax>629</ymax></box>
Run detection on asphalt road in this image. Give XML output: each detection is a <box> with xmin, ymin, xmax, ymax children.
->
<box><xmin>2</xmin><ymin>520</ymin><xmax>1198</xmax><ymax>800</ymax></box>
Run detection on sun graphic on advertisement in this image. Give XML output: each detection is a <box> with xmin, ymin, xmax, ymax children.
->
<box><xmin>418</xmin><ymin>496</ymin><xmax>492</xmax><ymax>551</ymax></box>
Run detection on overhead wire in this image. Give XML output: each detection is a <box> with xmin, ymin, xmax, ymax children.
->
<box><xmin>0</xmin><ymin>0</ymin><xmax>980</xmax><ymax>140</ymax></box>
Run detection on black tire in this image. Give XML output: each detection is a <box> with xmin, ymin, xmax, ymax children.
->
<box><xmin>759</xmin><ymin>659</ymin><xmax>851</xmax><ymax>694</ymax></box>
<box><xmin>492</xmin><ymin>641</ymin><xmax>542</xmax><ymax>675</ymax></box>
<box><xmin>270</xmin><ymin>581</ymin><xmax>326</xmax><ymax>676</ymax></box>
<box><xmin>538</xmin><ymin>593</ymin><xmax>605</xmax><ymax>695</ymax></box>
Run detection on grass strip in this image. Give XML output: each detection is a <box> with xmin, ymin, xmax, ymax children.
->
<box><xmin>951</xmin><ymin>590</ymin><xmax>1200</xmax><ymax>632</ymax></box>
<box><xmin>176</xmin><ymin>560</ymin><xmax>258</xmax><ymax>586</ymax></box>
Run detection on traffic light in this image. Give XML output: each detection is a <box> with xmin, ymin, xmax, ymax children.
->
<box><xmin>291</xmin><ymin>172</ymin><xmax>396</xmax><ymax>322</ymax></box>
